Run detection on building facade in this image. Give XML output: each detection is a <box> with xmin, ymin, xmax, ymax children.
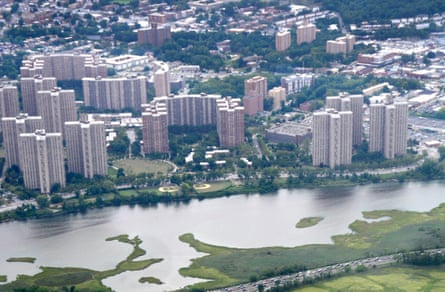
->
<box><xmin>37</xmin><ymin>87</ymin><xmax>77</xmax><ymax>134</ymax></box>
<box><xmin>369</xmin><ymin>101</ymin><xmax>408</xmax><ymax>159</ymax></box>
<box><xmin>2</xmin><ymin>114</ymin><xmax>42</xmax><ymax>168</ymax></box>
<box><xmin>146</xmin><ymin>93</ymin><xmax>220</xmax><ymax>126</ymax></box>
<box><xmin>153</xmin><ymin>67</ymin><xmax>170</xmax><ymax>97</ymax></box>
<box><xmin>82</xmin><ymin>76</ymin><xmax>147</xmax><ymax>111</ymax></box>
<box><xmin>0</xmin><ymin>85</ymin><xmax>20</xmax><ymax>123</ymax></box>
<box><xmin>20</xmin><ymin>54</ymin><xmax>107</xmax><ymax>80</ymax></box>
<box><xmin>281</xmin><ymin>73</ymin><xmax>315</xmax><ymax>95</ymax></box>
<box><xmin>297</xmin><ymin>23</ymin><xmax>317</xmax><ymax>45</ymax></box>
<box><xmin>312</xmin><ymin>109</ymin><xmax>353</xmax><ymax>168</ymax></box>
<box><xmin>19</xmin><ymin>130</ymin><xmax>65</xmax><ymax>193</ymax></box>
<box><xmin>137</xmin><ymin>23</ymin><xmax>171</xmax><ymax>46</ymax></box>
<box><xmin>216</xmin><ymin>97</ymin><xmax>245</xmax><ymax>147</ymax></box>
<box><xmin>244</xmin><ymin>76</ymin><xmax>267</xmax><ymax>116</ymax></box>
<box><xmin>20</xmin><ymin>75</ymin><xmax>57</xmax><ymax>115</ymax></box>
<box><xmin>269</xmin><ymin>86</ymin><xmax>286</xmax><ymax>111</ymax></box>
<box><xmin>325</xmin><ymin>93</ymin><xmax>364</xmax><ymax>146</ymax></box>
<box><xmin>64</xmin><ymin>121</ymin><xmax>108</xmax><ymax>178</ymax></box>
<box><xmin>142</xmin><ymin>102</ymin><xmax>169</xmax><ymax>154</ymax></box>
<box><xmin>275</xmin><ymin>31</ymin><xmax>291</xmax><ymax>52</ymax></box>
<box><xmin>326</xmin><ymin>34</ymin><xmax>355</xmax><ymax>55</ymax></box>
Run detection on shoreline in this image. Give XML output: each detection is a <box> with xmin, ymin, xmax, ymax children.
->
<box><xmin>0</xmin><ymin>175</ymin><xmax>442</xmax><ymax>224</ymax></box>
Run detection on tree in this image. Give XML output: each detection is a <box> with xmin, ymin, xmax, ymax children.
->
<box><xmin>36</xmin><ymin>195</ymin><xmax>50</xmax><ymax>209</ymax></box>
<box><xmin>117</xmin><ymin>168</ymin><xmax>125</xmax><ymax>178</ymax></box>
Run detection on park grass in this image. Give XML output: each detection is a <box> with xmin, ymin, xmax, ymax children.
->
<box><xmin>181</xmin><ymin>203</ymin><xmax>445</xmax><ymax>290</ymax></box>
<box><xmin>295</xmin><ymin>266</ymin><xmax>445</xmax><ymax>292</ymax></box>
<box><xmin>296</xmin><ymin>217</ymin><xmax>324</xmax><ymax>228</ymax></box>
<box><xmin>194</xmin><ymin>181</ymin><xmax>232</xmax><ymax>193</ymax></box>
<box><xmin>139</xmin><ymin>276</ymin><xmax>162</xmax><ymax>284</ymax></box>
<box><xmin>6</xmin><ymin>257</ymin><xmax>36</xmax><ymax>263</ymax></box>
<box><xmin>108</xmin><ymin>166</ymin><xmax>118</xmax><ymax>178</ymax></box>
<box><xmin>0</xmin><ymin>275</ymin><xmax>6</xmax><ymax>282</ymax></box>
<box><xmin>113</xmin><ymin>159</ymin><xmax>172</xmax><ymax>176</ymax></box>
<box><xmin>1</xmin><ymin>235</ymin><xmax>163</xmax><ymax>291</ymax></box>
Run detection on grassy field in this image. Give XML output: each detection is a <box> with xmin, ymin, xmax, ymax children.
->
<box><xmin>295</xmin><ymin>265</ymin><xmax>445</xmax><ymax>291</ymax></box>
<box><xmin>113</xmin><ymin>159</ymin><xmax>172</xmax><ymax>176</ymax></box>
<box><xmin>296</xmin><ymin>217</ymin><xmax>324</xmax><ymax>228</ymax></box>
<box><xmin>194</xmin><ymin>181</ymin><xmax>232</xmax><ymax>193</ymax></box>
<box><xmin>179</xmin><ymin>203</ymin><xmax>445</xmax><ymax>290</ymax></box>
<box><xmin>1</xmin><ymin>235</ymin><xmax>163</xmax><ymax>291</ymax></box>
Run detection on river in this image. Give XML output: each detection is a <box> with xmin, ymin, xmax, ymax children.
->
<box><xmin>1</xmin><ymin>181</ymin><xmax>444</xmax><ymax>291</ymax></box>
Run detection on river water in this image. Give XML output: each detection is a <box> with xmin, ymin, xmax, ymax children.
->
<box><xmin>0</xmin><ymin>181</ymin><xmax>444</xmax><ymax>291</ymax></box>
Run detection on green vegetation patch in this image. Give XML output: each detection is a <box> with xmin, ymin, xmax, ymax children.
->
<box><xmin>139</xmin><ymin>276</ymin><xmax>163</xmax><ymax>284</ymax></box>
<box><xmin>297</xmin><ymin>266</ymin><xmax>445</xmax><ymax>292</ymax></box>
<box><xmin>0</xmin><ymin>275</ymin><xmax>6</xmax><ymax>282</ymax></box>
<box><xmin>194</xmin><ymin>181</ymin><xmax>232</xmax><ymax>193</ymax></box>
<box><xmin>34</xmin><ymin>268</ymin><xmax>93</xmax><ymax>286</ymax></box>
<box><xmin>6</xmin><ymin>257</ymin><xmax>36</xmax><ymax>263</ymax></box>
<box><xmin>113</xmin><ymin>159</ymin><xmax>172</xmax><ymax>176</ymax></box>
<box><xmin>2</xmin><ymin>235</ymin><xmax>163</xmax><ymax>291</ymax></box>
<box><xmin>181</xmin><ymin>203</ymin><xmax>445</xmax><ymax>290</ymax></box>
<box><xmin>296</xmin><ymin>217</ymin><xmax>324</xmax><ymax>228</ymax></box>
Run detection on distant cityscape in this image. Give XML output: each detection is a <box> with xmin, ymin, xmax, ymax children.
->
<box><xmin>0</xmin><ymin>0</ymin><xmax>443</xmax><ymax>200</ymax></box>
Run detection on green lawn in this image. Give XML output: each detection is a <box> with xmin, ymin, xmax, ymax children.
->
<box><xmin>113</xmin><ymin>159</ymin><xmax>172</xmax><ymax>176</ymax></box>
<box><xmin>194</xmin><ymin>181</ymin><xmax>232</xmax><ymax>193</ymax></box>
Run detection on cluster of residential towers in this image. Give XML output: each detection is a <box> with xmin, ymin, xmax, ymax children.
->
<box><xmin>1</xmin><ymin>54</ymin><xmax>251</xmax><ymax>193</ymax></box>
<box><xmin>312</xmin><ymin>93</ymin><xmax>408</xmax><ymax>168</ymax></box>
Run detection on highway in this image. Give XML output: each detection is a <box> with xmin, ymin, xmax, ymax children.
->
<box><xmin>210</xmin><ymin>249</ymin><xmax>444</xmax><ymax>292</ymax></box>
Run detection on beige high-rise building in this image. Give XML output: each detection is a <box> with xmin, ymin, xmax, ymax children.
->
<box><xmin>83</xmin><ymin>76</ymin><xmax>147</xmax><ymax>111</ymax></box>
<box><xmin>20</xmin><ymin>75</ymin><xmax>57</xmax><ymax>115</ymax></box>
<box><xmin>338</xmin><ymin>34</ymin><xmax>356</xmax><ymax>53</ymax></box>
<box><xmin>244</xmin><ymin>76</ymin><xmax>267</xmax><ymax>116</ymax></box>
<box><xmin>153</xmin><ymin>68</ymin><xmax>170</xmax><ymax>97</ymax></box>
<box><xmin>369</xmin><ymin>101</ymin><xmax>408</xmax><ymax>159</ymax></box>
<box><xmin>0</xmin><ymin>85</ymin><xmax>20</xmax><ymax>122</ymax></box>
<box><xmin>145</xmin><ymin>93</ymin><xmax>221</xmax><ymax>126</ymax></box>
<box><xmin>326</xmin><ymin>93</ymin><xmax>363</xmax><ymax>145</ymax></box>
<box><xmin>326</xmin><ymin>40</ymin><xmax>347</xmax><ymax>54</ymax></box>
<box><xmin>142</xmin><ymin>102</ymin><xmax>169</xmax><ymax>154</ymax></box>
<box><xmin>312</xmin><ymin>111</ymin><xmax>330</xmax><ymax>167</ymax></box>
<box><xmin>20</xmin><ymin>54</ymin><xmax>107</xmax><ymax>80</ymax></box>
<box><xmin>64</xmin><ymin>121</ymin><xmax>108</xmax><ymax>178</ymax></box>
<box><xmin>19</xmin><ymin>130</ymin><xmax>65</xmax><ymax>194</ymax></box>
<box><xmin>216</xmin><ymin>97</ymin><xmax>245</xmax><ymax>147</ymax></box>
<box><xmin>312</xmin><ymin>109</ymin><xmax>353</xmax><ymax>168</ymax></box>
<box><xmin>2</xmin><ymin>114</ymin><xmax>42</xmax><ymax>168</ymax></box>
<box><xmin>369</xmin><ymin>103</ymin><xmax>386</xmax><ymax>153</ymax></box>
<box><xmin>297</xmin><ymin>23</ymin><xmax>317</xmax><ymax>45</ymax></box>
<box><xmin>137</xmin><ymin>23</ymin><xmax>171</xmax><ymax>46</ymax></box>
<box><xmin>326</xmin><ymin>35</ymin><xmax>356</xmax><ymax>55</ymax></box>
<box><xmin>275</xmin><ymin>31</ymin><xmax>291</xmax><ymax>51</ymax></box>
<box><xmin>37</xmin><ymin>87</ymin><xmax>77</xmax><ymax>134</ymax></box>
<box><xmin>269</xmin><ymin>87</ymin><xmax>286</xmax><ymax>111</ymax></box>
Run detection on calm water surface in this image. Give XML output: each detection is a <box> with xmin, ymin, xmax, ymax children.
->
<box><xmin>0</xmin><ymin>181</ymin><xmax>444</xmax><ymax>291</ymax></box>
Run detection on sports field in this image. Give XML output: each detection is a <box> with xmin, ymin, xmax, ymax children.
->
<box><xmin>113</xmin><ymin>159</ymin><xmax>172</xmax><ymax>176</ymax></box>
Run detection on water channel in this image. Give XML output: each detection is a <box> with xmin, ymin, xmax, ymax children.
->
<box><xmin>0</xmin><ymin>181</ymin><xmax>444</xmax><ymax>291</ymax></box>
